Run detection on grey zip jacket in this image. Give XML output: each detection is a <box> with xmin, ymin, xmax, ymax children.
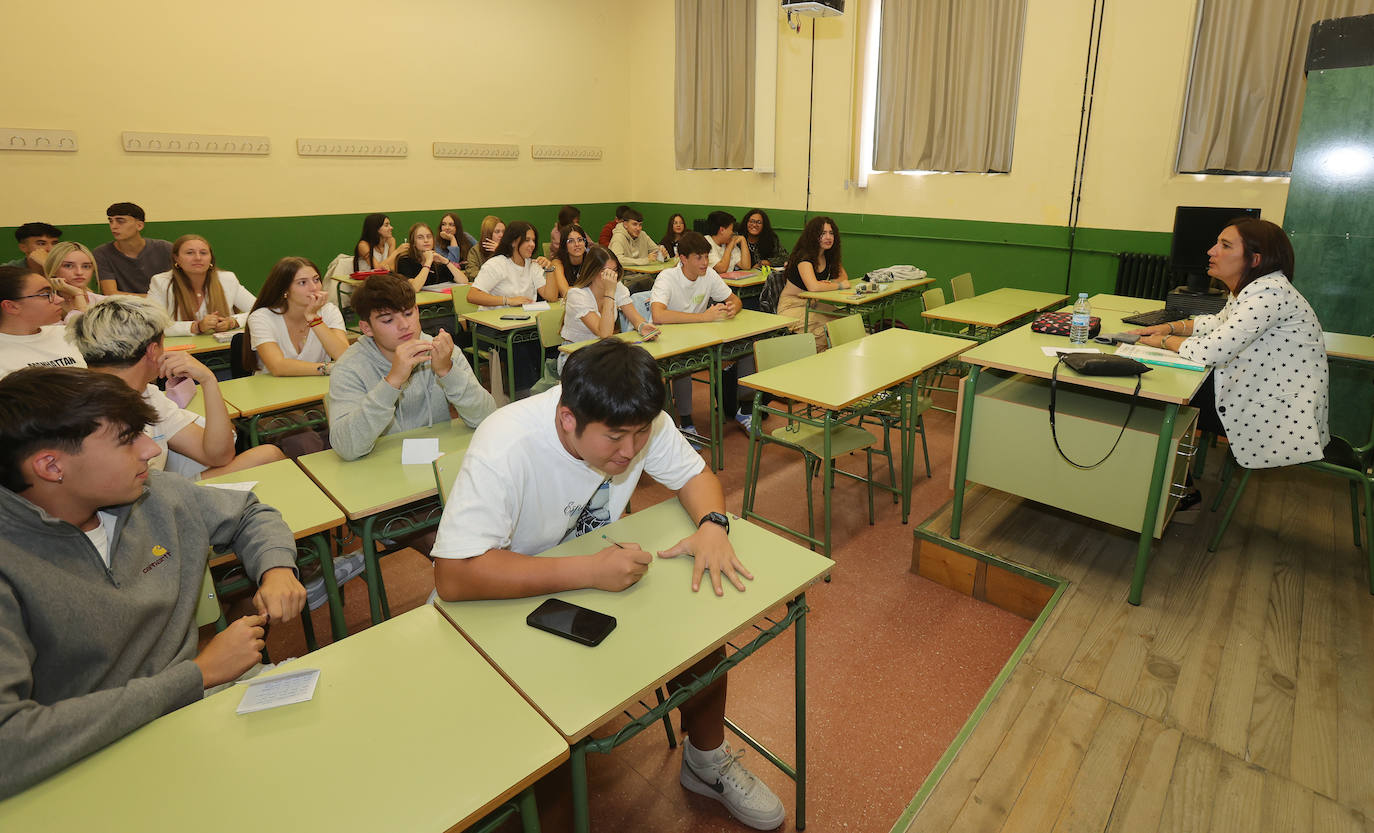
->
<box><xmin>0</xmin><ymin>471</ymin><xmax>297</xmax><ymax>799</ymax></box>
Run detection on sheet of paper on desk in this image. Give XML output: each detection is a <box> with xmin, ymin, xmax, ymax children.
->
<box><xmin>1114</xmin><ymin>343</ymin><xmax>1207</xmax><ymax>370</ymax></box>
<box><xmin>1041</xmin><ymin>346</ymin><xmax>1101</xmax><ymax>357</ymax></box>
<box><xmin>426</xmin><ymin>281</ymin><xmax>459</xmax><ymax>291</ymax></box>
<box><xmin>522</xmin><ymin>301</ymin><xmax>551</xmax><ymax>311</ymax></box>
<box><xmin>212</xmin><ymin>329</ymin><xmax>244</xmax><ymax>343</ymax></box>
<box><xmin>236</xmin><ymin>667</ymin><xmax>320</xmax><ymax>715</ymax></box>
<box><xmin>401</xmin><ymin>437</ymin><xmax>442</xmax><ymax>465</ymax></box>
<box><xmin>203</xmin><ymin>481</ymin><xmax>257</xmax><ymax>492</ymax></box>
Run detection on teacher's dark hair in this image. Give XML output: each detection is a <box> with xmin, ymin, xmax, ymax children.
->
<box><xmin>0</xmin><ymin>367</ymin><xmax>155</xmax><ymax>492</ymax></box>
<box><xmin>560</xmin><ymin>338</ymin><xmax>665</xmax><ymax>434</ymax></box>
<box><xmin>1228</xmin><ymin>217</ymin><xmax>1295</xmax><ymax>295</ymax></box>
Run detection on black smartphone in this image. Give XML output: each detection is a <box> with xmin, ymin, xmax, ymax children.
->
<box><xmin>526</xmin><ymin>598</ymin><xmax>616</xmax><ymax>647</ymax></box>
<box><xmin>500</xmin><ymin>314</ymin><xmax>531</xmax><ymax>321</ymax></box>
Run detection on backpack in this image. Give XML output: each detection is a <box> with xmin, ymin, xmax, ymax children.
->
<box><xmin>759</xmin><ymin>266</ymin><xmax>788</xmax><ymax>314</ymax></box>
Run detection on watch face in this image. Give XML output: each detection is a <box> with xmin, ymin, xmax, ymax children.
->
<box><xmin>701</xmin><ymin>512</ymin><xmax>729</xmax><ymax>532</ymax></box>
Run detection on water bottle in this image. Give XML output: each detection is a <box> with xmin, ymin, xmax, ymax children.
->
<box><xmin>1069</xmin><ymin>293</ymin><xmax>1091</xmax><ymax>344</ymax></box>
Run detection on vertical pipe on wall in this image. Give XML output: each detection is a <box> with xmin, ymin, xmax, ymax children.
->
<box><xmin>1064</xmin><ymin>0</ymin><xmax>1108</xmax><ymax>294</ymax></box>
<box><xmin>805</xmin><ymin>19</ymin><xmax>818</xmax><ymax>220</ymax></box>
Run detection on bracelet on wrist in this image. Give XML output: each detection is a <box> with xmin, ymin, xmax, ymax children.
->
<box><xmin>1167</xmin><ymin>321</ymin><xmax>1176</xmax><ymax>335</ymax></box>
<box><xmin>306</xmin><ymin>316</ymin><xmax>324</xmax><ymax>327</ymax></box>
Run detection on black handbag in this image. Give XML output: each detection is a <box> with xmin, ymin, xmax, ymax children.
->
<box><xmin>1049</xmin><ymin>352</ymin><xmax>1151</xmax><ymax>469</ymax></box>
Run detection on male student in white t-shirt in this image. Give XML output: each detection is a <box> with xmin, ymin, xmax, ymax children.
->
<box><xmin>650</xmin><ymin>231</ymin><xmax>756</xmax><ymax>438</ymax></box>
<box><xmin>431</xmin><ymin>338</ymin><xmax>785</xmax><ymax>831</ymax></box>
<box><xmin>705</xmin><ymin>210</ymin><xmax>751</xmax><ymax>275</ymax></box>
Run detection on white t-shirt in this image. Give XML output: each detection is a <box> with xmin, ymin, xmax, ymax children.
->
<box><xmin>562</xmin><ymin>284</ymin><xmax>632</xmax><ymax>344</ymax></box>
<box><xmin>473</xmin><ymin>255</ymin><xmax>548</xmax><ymax>309</ymax></box>
<box><xmin>142</xmin><ymin>384</ymin><xmax>200</xmax><ymax>472</ymax></box>
<box><xmin>0</xmin><ymin>326</ymin><xmax>87</xmax><ymax>379</ymax></box>
<box><xmin>709</xmin><ymin>237</ymin><xmax>742</xmax><ymax>273</ymax></box>
<box><xmin>147</xmin><ymin>270</ymin><xmax>257</xmax><ymax>337</ymax></box>
<box><xmin>649</xmin><ymin>264</ymin><xmax>731</xmax><ymax>314</ymax></box>
<box><xmin>431</xmin><ymin>387</ymin><xmax>705</xmax><ymax>560</ymax></box>
<box><xmin>83</xmin><ymin>510</ymin><xmax>119</xmax><ymax>569</ymax></box>
<box><xmin>247</xmin><ymin>304</ymin><xmax>346</xmax><ymax>373</ymax></box>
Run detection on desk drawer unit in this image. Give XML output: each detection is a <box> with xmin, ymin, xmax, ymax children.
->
<box><xmin>962</xmin><ymin>371</ymin><xmax>1199</xmax><ymax>538</ymax></box>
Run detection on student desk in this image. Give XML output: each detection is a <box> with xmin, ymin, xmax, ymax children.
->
<box><xmin>948</xmin><ymin>311</ymin><xmax>1208</xmax><ymax>605</ymax></box>
<box><xmin>214</xmin><ymin>374</ymin><xmax>332</xmax><ymax>446</ymax></box>
<box><xmin>722</xmin><ymin>269</ymin><xmax>765</xmax><ymax>305</ymax></box>
<box><xmin>200</xmin><ymin>458</ymin><xmax>348</xmax><ymax>643</ymax></box>
<box><xmin>621</xmin><ymin>257</ymin><xmax>677</xmax><ymax>292</ymax></box>
<box><xmin>433</xmin><ymin>500</ymin><xmax>832</xmax><ymax>833</ymax></box>
<box><xmin>921</xmin><ymin>287</ymin><xmax>1069</xmax><ymax>341</ymax></box>
<box><xmin>0</xmin><ymin>605</ymin><xmax>566</xmax><ymax>833</ymax></box>
<box><xmin>798</xmin><ymin>276</ymin><xmax>934</xmax><ymax>332</ymax></box>
<box><xmin>333</xmin><ymin>274</ymin><xmax>454</xmax><ymax>331</ymax></box>
<box><xmin>1087</xmin><ymin>293</ymin><xmax>1166</xmax><ymax>314</ymax></box>
<box><xmin>298</xmin><ymin>421</ymin><xmax>476</xmax><ymax>625</ymax></box>
<box><xmin>738</xmin><ymin>328</ymin><xmax>970</xmax><ymax>556</ymax></box>
<box><xmin>163</xmin><ymin>332</ymin><xmax>233</xmax><ymax>373</ymax></box>
<box><xmin>461</xmin><ymin>304</ymin><xmax>562</xmax><ymax>400</ymax></box>
<box><xmin>559</xmin><ymin>310</ymin><xmax>793</xmax><ymax>471</ymax></box>
<box><xmin>185</xmin><ymin>386</ymin><xmax>240</xmax><ymax>419</ymax></box>
<box><xmin>1325</xmin><ymin>331</ymin><xmax>1374</xmax><ymax>363</ymax></box>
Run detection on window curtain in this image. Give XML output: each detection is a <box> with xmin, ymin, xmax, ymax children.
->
<box><xmin>1179</xmin><ymin>0</ymin><xmax>1374</xmax><ymax>174</ymax></box>
<box><xmin>675</xmin><ymin>0</ymin><xmax>756</xmax><ymax>169</ymax></box>
<box><xmin>873</xmin><ymin>0</ymin><xmax>1026</xmax><ymax>173</ymax></box>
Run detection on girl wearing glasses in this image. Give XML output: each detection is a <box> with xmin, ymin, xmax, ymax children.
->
<box><xmin>148</xmin><ymin>235</ymin><xmax>257</xmax><ymax>337</ymax></box>
<box><xmin>43</xmin><ymin>242</ymin><xmax>105</xmax><ymax>323</ymax></box>
<box><xmin>559</xmin><ymin>246</ymin><xmax>655</xmax><ymax>373</ymax></box>
<box><xmin>393</xmin><ymin>222</ymin><xmax>467</xmax><ymax>290</ymax></box>
<box><xmin>0</xmin><ymin>266</ymin><xmax>86</xmax><ymax>377</ymax></box>
<box><xmin>551</xmin><ymin>224</ymin><xmax>593</xmax><ymax>299</ymax></box>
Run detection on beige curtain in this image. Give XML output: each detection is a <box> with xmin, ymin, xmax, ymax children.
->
<box><xmin>675</xmin><ymin>0</ymin><xmax>756</xmax><ymax>169</ymax></box>
<box><xmin>1179</xmin><ymin>0</ymin><xmax>1374</xmax><ymax>174</ymax></box>
<box><xmin>874</xmin><ymin>0</ymin><xmax>1026</xmax><ymax>173</ymax></box>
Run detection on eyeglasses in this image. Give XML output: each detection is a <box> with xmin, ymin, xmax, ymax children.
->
<box><xmin>14</xmin><ymin>290</ymin><xmax>57</xmax><ymax>302</ymax></box>
<box><xmin>566</xmin><ymin>237</ymin><xmax>587</xmax><ymax>245</ymax></box>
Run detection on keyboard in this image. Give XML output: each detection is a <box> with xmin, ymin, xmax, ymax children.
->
<box><xmin>1120</xmin><ymin>308</ymin><xmax>1189</xmax><ymax>327</ymax></box>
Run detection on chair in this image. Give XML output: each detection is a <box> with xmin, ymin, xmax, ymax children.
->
<box><xmin>744</xmin><ymin>333</ymin><xmax>881</xmax><ymax>549</ymax></box>
<box><xmin>227</xmin><ymin>332</ymin><xmax>251</xmax><ymax>379</ymax></box>
<box><xmin>950</xmin><ymin>272</ymin><xmax>975</xmax><ymax>301</ymax></box>
<box><xmin>452</xmin><ymin>286</ymin><xmax>489</xmax><ymax>377</ymax></box>
<box><xmin>919</xmin><ymin>288</ymin><xmax>964</xmax><ymax>413</ymax></box>
<box><xmin>529</xmin><ymin>304</ymin><xmax>567</xmax><ymax>395</ymax></box>
<box><xmin>434</xmin><ymin>455</ymin><xmax>460</xmax><ymax>506</ymax></box>
<box><xmin>825</xmin><ymin>317</ymin><xmax>935</xmax><ymax>483</ymax></box>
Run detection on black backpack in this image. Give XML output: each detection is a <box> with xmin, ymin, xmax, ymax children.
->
<box><xmin>759</xmin><ymin>267</ymin><xmax>788</xmax><ymax>314</ymax></box>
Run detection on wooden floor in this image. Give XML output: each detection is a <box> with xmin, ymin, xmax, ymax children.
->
<box><xmin>899</xmin><ymin>463</ymin><xmax>1374</xmax><ymax>833</ymax></box>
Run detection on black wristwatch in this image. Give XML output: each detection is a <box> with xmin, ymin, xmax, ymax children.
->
<box><xmin>698</xmin><ymin>512</ymin><xmax>730</xmax><ymax>534</ymax></box>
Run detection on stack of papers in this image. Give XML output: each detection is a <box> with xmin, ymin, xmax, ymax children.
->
<box><xmin>211</xmin><ymin>329</ymin><xmax>243</xmax><ymax>343</ymax></box>
<box><xmin>522</xmin><ymin>301</ymin><xmax>551</xmax><ymax>312</ymax></box>
<box><xmin>1114</xmin><ymin>344</ymin><xmax>1206</xmax><ymax>370</ymax></box>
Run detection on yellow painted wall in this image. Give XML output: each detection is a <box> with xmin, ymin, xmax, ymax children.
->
<box><xmin>0</xmin><ymin>0</ymin><xmax>636</xmax><ymax>227</ymax></box>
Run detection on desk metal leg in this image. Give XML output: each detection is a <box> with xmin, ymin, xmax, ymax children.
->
<box><xmin>504</xmin><ymin>331</ymin><xmax>518</xmax><ymax>400</ymax></box>
<box><xmin>900</xmin><ymin>379</ymin><xmax>915</xmax><ymax>523</ymax></box>
<box><xmin>949</xmin><ymin>365</ymin><xmax>980</xmax><ymax>539</ymax></box>
<box><xmin>571</xmin><ymin>742</ymin><xmax>590</xmax><ymax>833</ymax></box>
<box><xmin>822</xmin><ymin>414</ymin><xmax>834</xmax><ymax>559</ymax></box>
<box><xmin>795</xmin><ymin>594</ymin><xmax>808</xmax><ymax>830</ymax></box>
<box><xmin>711</xmin><ymin>348</ymin><xmax>724</xmax><ymax>472</ymax></box>
<box><xmin>742</xmin><ymin>397</ymin><xmax>763</xmax><ymax>516</ymax></box>
<box><xmin>358</xmin><ymin>516</ymin><xmax>391</xmax><ymax>625</ymax></box>
<box><xmin>518</xmin><ymin>786</ymin><xmax>541</xmax><ymax>833</ymax></box>
<box><xmin>308</xmin><ymin>532</ymin><xmax>347</xmax><ymax>642</ymax></box>
<box><xmin>1131</xmin><ymin>403</ymin><xmax>1178</xmax><ymax>606</ymax></box>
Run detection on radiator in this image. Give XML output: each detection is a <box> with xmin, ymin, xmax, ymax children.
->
<box><xmin>1114</xmin><ymin>252</ymin><xmax>1172</xmax><ymax>300</ymax></box>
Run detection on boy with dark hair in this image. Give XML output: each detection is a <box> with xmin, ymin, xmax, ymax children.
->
<box><xmin>3</xmin><ymin>222</ymin><xmax>62</xmax><ymax>272</ymax></box>
<box><xmin>650</xmin><ymin>231</ymin><xmax>755</xmax><ymax>436</ymax></box>
<box><xmin>432</xmin><ymin>338</ymin><xmax>783</xmax><ymax>830</ymax></box>
<box><xmin>609</xmin><ymin>207</ymin><xmax>669</xmax><ymax>266</ymax></box>
<box><xmin>0</xmin><ymin>367</ymin><xmax>304</xmax><ymax>799</ymax></box>
<box><xmin>327</xmin><ymin>273</ymin><xmax>495</xmax><ymax>461</ymax></box>
<box><xmin>599</xmin><ymin>204</ymin><xmax>632</xmax><ymax>247</ymax></box>
<box><xmin>92</xmin><ymin>201</ymin><xmax>173</xmax><ymax>295</ymax></box>
<box><xmin>705</xmin><ymin>210</ymin><xmax>750</xmax><ymax>274</ymax></box>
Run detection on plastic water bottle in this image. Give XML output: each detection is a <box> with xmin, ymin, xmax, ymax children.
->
<box><xmin>1069</xmin><ymin>293</ymin><xmax>1092</xmax><ymax>344</ymax></box>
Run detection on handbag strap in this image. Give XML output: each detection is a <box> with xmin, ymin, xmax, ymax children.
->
<box><xmin>1049</xmin><ymin>356</ymin><xmax>1143</xmax><ymax>470</ymax></box>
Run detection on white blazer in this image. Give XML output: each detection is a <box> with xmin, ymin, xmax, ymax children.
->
<box><xmin>147</xmin><ymin>270</ymin><xmax>257</xmax><ymax>337</ymax></box>
<box><xmin>1179</xmin><ymin>272</ymin><xmax>1329</xmax><ymax>469</ymax></box>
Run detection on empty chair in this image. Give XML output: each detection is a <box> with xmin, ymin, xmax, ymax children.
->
<box><xmin>950</xmin><ymin>272</ymin><xmax>975</xmax><ymax>301</ymax></box>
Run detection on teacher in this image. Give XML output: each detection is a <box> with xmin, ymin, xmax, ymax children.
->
<box><xmin>1130</xmin><ymin>217</ymin><xmax>1328</xmax><ymax>469</ymax></box>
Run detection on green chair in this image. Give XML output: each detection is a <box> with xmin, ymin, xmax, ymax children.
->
<box><xmin>920</xmin><ymin>287</ymin><xmax>964</xmax><ymax>414</ymax></box>
<box><xmin>529</xmin><ymin>304</ymin><xmax>567</xmax><ymax>395</ymax></box>
<box><xmin>824</xmin><ymin>314</ymin><xmax>866</xmax><ymax>346</ymax></box>
<box><xmin>743</xmin><ymin>333</ymin><xmax>881</xmax><ymax>551</ymax></box>
<box><xmin>950</xmin><ymin>272</ymin><xmax>975</xmax><ymax>301</ymax></box>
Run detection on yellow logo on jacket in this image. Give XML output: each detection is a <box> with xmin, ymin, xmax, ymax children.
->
<box><xmin>152</xmin><ymin>545</ymin><xmax>168</xmax><ymax>557</ymax></box>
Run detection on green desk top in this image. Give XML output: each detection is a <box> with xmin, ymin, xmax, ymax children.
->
<box><xmin>977</xmin><ymin>287</ymin><xmax>1071</xmax><ymax>311</ymax></box>
<box><xmin>739</xmin><ymin>328</ymin><xmax>970</xmax><ymax>411</ymax></box>
<box><xmin>0</xmin><ymin>606</ymin><xmax>568</xmax><ymax>833</ymax></box>
<box><xmin>200</xmin><ymin>458</ymin><xmax>344</xmax><ymax>539</ymax></box>
<box><xmin>959</xmin><ymin>312</ymin><xmax>1210</xmax><ymax>404</ymax></box>
<box><xmin>921</xmin><ymin>296</ymin><xmax>1044</xmax><ymax>328</ymax></box>
<box><xmin>163</xmin><ymin>333</ymin><xmax>230</xmax><ymax>355</ymax></box>
<box><xmin>185</xmin><ymin>386</ymin><xmax>240</xmax><ymax>419</ymax></box>
<box><xmin>722</xmin><ymin>270</ymin><xmax>764</xmax><ymax>288</ymax></box>
<box><xmin>332</xmin><ymin>275</ymin><xmax>452</xmax><ymax>307</ymax></box>
<box><xmin>1325</xmin><ymin>331</ymin><xmax>1374</xmax><ymax>362</ymax></box>
<box><xmin>462</xmin><ymin>301</ymin><xmax>562</xmax><ymax>331</ymax></box>
<box><xmin>559</xmin><ymin>309</ymin><xmax>792</xmax><ymax>360</ymax></box>
<box><xmin>622</xmin><ymin>257</ymin><xmax>678</xmax><ymax>274</ymax></box>
<box><xmin>214</xmin><ymin>374</ymin><xmax>332</xmax><ymax>417</ymax></box>
<box><xmin>434</xmin><ymin>501</ymin><xmax>832</xmax><ymax>742</ymax></box>
<box><xmin>1087</xmin><ymin>294</ymin><xmax>1166</xmax><ymax>314</ymax></box>
<box><xmin>298</xmin><ymin>421</ymin><xmax>476</xmax><ymax>519</ymax></box>
<box><xmin>798</xmin><ymin>277</ymin><xmax>933</xmax><ymax>306</ymax></box>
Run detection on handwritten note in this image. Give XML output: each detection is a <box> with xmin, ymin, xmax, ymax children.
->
<box><xmin>236</xmin><ymin>667</ymin><xmax>320</xmax><ymax>714</ymax></box>
<box><xmin>401</xmin><ymin>438</ymin><xmax>442</xmax><ymax>465</ymax></box>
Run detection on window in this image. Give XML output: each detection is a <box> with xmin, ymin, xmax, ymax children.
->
<box><xmin>674</xmin><ymin>0</ymin><xmax>757</xmax><ymax>170</ymax></box>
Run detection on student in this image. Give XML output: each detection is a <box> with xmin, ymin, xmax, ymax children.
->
<box><xmin>650</xmin><ymin>232</ymin><xmax>754</xmax><ymax>434</ymax></box>
<box><xmin>552</xmin><ymin>224</ymin><xmax>592</xmax><ymax>299</ymax></box>
<box><xmin>776</xmin><ymin>216</ymin><xmax>850</xmax><ymax>350</ymax></box>
<box><xmin>435</xmin><ymin>212</ymin><xmax>474</xmax><ymax>265</ymax></box>
<box><xmin>353</xmin><ymin>213</ymin><xmax>395</xmax><ymax>273</ymax></box>
<box><xmin>93</xmin><ymin>202</ymin><xmax>173</xmax><ymax>295</ymax></box>
<box><xmin>69</xmin><ymin>296</ymin><xmax>285</xmax><ymax>480</ymax></box>
<box><xmin>393</xmin><ymin>222</ymin><xmax>467</xmax><ymax>291</ymax></box>
<box><xmin>0</xmin><ymin>366</ymin><xmax>304</xmax><ymax>800</ymax></box>
<box><xmin>43</xmin><ymin>241</ymin><xmax>104</xmax><ymax>322</ymax></box>
<box><xmin>560</xmin><ymin>246</ymin><xmax>655</xmax><ymax>371</ymax></box>
<box><xmin>243</xmin><ymin>256</ymin><xmax>350</xmax><ymax>376</ymax></box>
<box><xmin>706</xmin><ymin>210</ymin><xmax>751</xmax><ymax>274</ymax></box>
<box><xmin>659</xmin><ymin>212</ymin><xmax>687</xmax><ymax>258</ymax></box>
<box><xmin>431</xmin><ymin>338</ymin><xmax>784</xmax><ymax>831</ymax></box>
<box><xmin>326</xmin><ymin>273</ymin><xmax>495</xmax><ymax>461</ymax></box>
<box><xmin>148</xmin><ymin>235</ymin><xmax>257</xmax><ymax>337</ymax></box>
<box><xmin>467</xmin><ymin>221</ymin><xmax>559</xmax><ymax>309</ymax></box>
<box><xmin>3</xmin><ymin>222</ymin><xmax>62</xmax><ymax>273</ymax></box>
<box><xmin>464</xmin><ymin>215</ymin><xmax>504</xmax><ymax>281</ymax></box>
<box><xmin>740</xmin><ymin>209</ymin><xmax>786</xmax><ymax>267</ymax></box>
<box><xmin>0</xmin><ymin>266</ymin><xmax>86</xmax><ymax>377</ymax></box>
<box><xmin>609</xmin><ymin>208</ymin><xmax>669</xmax><ymax>266</ymax></box>
<box><xmin>557</xmin><ymin>204</ymin><xmax>581</xmax><ymax>230</ymax></box>
<box><xmin>599</xmin><ymin>204</ymin><xmax>631</xmax><ymax>246</ymax></box>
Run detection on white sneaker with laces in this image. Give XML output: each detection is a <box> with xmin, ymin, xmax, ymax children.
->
<box><xmin>680</xmin><ymin>742</ymin><xmax>785</xmax><ymax>830</ymax></box>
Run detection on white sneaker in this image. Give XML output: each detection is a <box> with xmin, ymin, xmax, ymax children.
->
<box><xmin>734</xmin><ymin>412</ymin><xmax>753</xmax><ymax>433</ymax></box>
<box><xmin>680</xmin><ymin>743</ymin><xmax>785</xmax><ymax>830</ymax></box>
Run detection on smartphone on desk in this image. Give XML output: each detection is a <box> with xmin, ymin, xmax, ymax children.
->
<box><xmin>500</xmin><ymin>314</ymin><xmax>531</xmax><ymax>321</ymax></box>
<box><xmin>526</xmin><ymin>598</ymin><xmax>617</xmax><ymax>647</ymax></box>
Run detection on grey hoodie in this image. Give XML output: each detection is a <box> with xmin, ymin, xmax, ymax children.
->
<box><xmin>326</xmin><ymin>333</ymin><xmax>497</xmax><ymax>461</ymax></box>
<box><xmin>0</xmin><ymin>470</ymin><xmax>297</xmax><ymax>799</ymax></box>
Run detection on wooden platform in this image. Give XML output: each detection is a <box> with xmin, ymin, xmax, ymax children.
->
<box><xmin>896</xmin><ymin>464</ymin><xmax>1374</xmax><ymax>833</ymax></box>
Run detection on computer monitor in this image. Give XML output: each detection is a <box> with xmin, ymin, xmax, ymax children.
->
<box><xmin>1170</xmin><ymin>206</ymin><xmax>1262</xmax><ymax>293</ymax></box>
